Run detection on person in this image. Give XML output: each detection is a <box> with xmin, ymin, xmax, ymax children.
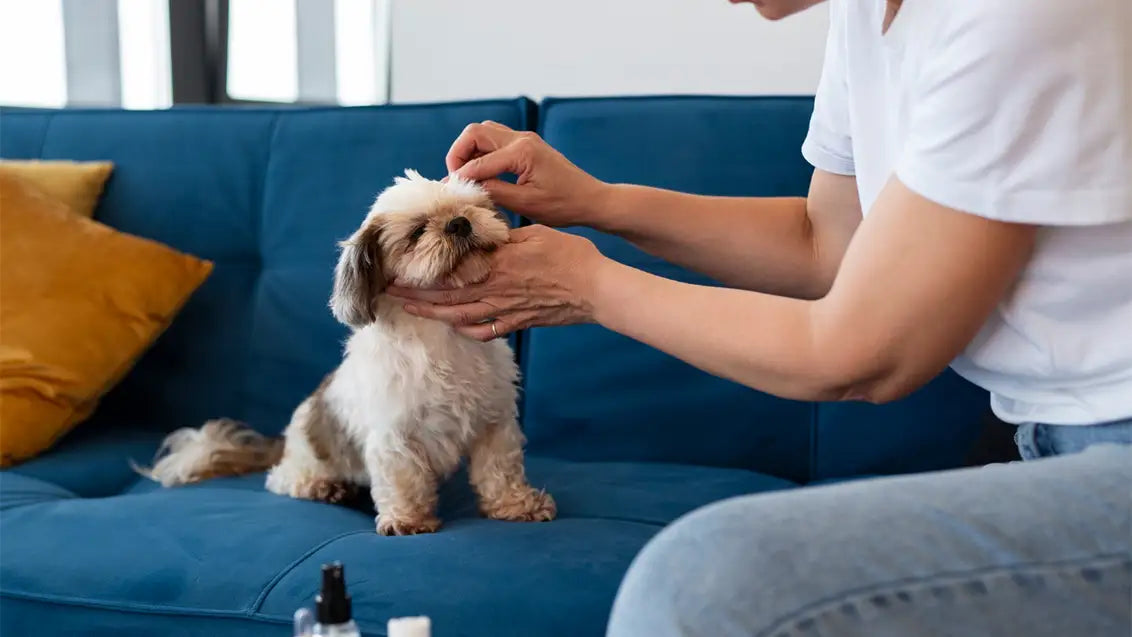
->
<box><xmin>388</xmin><ymin>0</ymin><xmax>1132</xmax><ymax>634</ymax></box>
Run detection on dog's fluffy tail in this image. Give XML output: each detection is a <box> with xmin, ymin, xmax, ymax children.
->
<box><xmin>133</xmin><ymin>419</ymin><xmax>283</xmax><ymax>487</ymax></box>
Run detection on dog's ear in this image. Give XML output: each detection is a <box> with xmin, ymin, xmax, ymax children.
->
<box><xmin>330</xmin><ymin>220</ymin><xmax>386</xmax><ymax>328</ymax></box>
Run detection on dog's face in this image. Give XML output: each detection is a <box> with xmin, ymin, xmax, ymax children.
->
<box><xmin>330</xmin><ymin>169</ymin><xmax>510</xmax><ymax>328</ymax></box>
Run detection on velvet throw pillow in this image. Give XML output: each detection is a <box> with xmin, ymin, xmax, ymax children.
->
<box><xmin>0</xmin><ymin>160</ymin><xmax>115</xmax><ymax>218</ymax></box>
<box><xmin>0</xmin><ymin>172</ymin><xmax>213</xmax><ymax>467</ymax></box>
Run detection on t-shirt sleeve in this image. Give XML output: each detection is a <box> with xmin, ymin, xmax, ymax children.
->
<box><xmin>800</xmin><ymin>0</ymin><xmax>855</xmax><ymax>176</ymax></box>
<box><xmin>895</xmin><ymin>0</ymin><xmax>1131</xmax><ymax>226</ymax></box>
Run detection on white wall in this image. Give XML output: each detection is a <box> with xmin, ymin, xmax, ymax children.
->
<box><xmin>390</xmin><ymin>0</ymin><xmax>828</xmax><ymax>103</ymax></box>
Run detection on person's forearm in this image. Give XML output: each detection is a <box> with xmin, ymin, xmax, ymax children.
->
<box><xmin>585</xmin><ymin>256</ymin><xmax>916</xmax><ymax>403</ymax></box>
<box><xmin>585</xmin><ymin>183</ymin><xmax>828</xmax><ymax>299</ymax></box>
<box><xmin>581</xmin><ymin>177</ymin><xmax>1034</xmax><ymax>405</ymax></box>
<box><xmin>588</xmin><ymin>258</ymin><xmax>844</xmax><ymax>401</ymax></box>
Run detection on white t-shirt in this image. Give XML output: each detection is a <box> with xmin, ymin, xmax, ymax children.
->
<box><xmin>801</xmin><ymin>0</ymin><xmax>1132</xmax><ymax>425</ymax></box>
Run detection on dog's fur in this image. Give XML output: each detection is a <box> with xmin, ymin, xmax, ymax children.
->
<box><xmin>137</xmin><ymin>170</ymin><xmax>555</xmax><ymax>535</ymax></box>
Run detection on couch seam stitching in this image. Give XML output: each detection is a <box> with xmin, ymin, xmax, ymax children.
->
<box><xmin>0</xmin><ymin>589</ymin><xmax>292</xmax><ymax>622</ymax></box>
<box><xmin>248</xmin><ymin>529</ymin><xmax>372</xmax><ymax>614</ymax></box>
<box><xmin>35</xmin><ymin>114</ymin><xmax>52</xmax><ymax>158</ymax></box>
<box><xmin>0</xmin><ymin>486</ymin><xmax>77</xmax><ymax>498</ymax></box>
<box><xmin>509</xmin><ymin>98</ymin><xmax>532</xmax><ymax>430</ymax></box>
<box><xmin>0</xmin><ymin>495</ymin><xmax>75</xmax><ymax>509</ymax></box>
<box><xmin>259</xmin><ymin>113</ymin><xmax>281</xmax><ymax>265</ymax></box>
<box><xmin>0</xmin><ymin>592</ymin><xmax>391</xmax><ymax>637</ymax></box>
<box><xmin>752</xmin><ymin>551</ymin><xmax>1132</xmax><ymax>637</ymax></box>
<box><xmin>236</xmin><ymin>112</ymin><xmax>282</xmax><ymax>426</ymax></box>
<box><xmin>246</xmin><ymin>512</ymin><xmax>673</xmax><ymax>614</ymax></box>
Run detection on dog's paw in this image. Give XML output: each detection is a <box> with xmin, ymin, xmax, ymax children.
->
<box><xmin>482</xmin><ymin>488</ymin><xmax>557</xmax><ymax>522</ymax></box>
<box><xmin>311</xmin><ymin>480</ymin><xmax>360</xmax><ymax>505</ymax></box>
<box><xmin>376</xmin><ymin>514</ymin><xmax>442</xmax><ymax>536</ymax></box>
<box><xmin>291</xmin><ymin>479</ymin><xmax>359</xmax><ymax>505</ymax></box>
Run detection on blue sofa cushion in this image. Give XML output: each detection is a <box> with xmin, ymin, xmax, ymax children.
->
<box><xmin>812</xmin><ymin>371</ymin><xmax>989</xmax><ymax>480</ymax></box>
<box><xmin>525</xmin><ymin>97</ymin><xmax>819</xmax><ymax>481</ymax></box>
<box><xmin>525</xmin><ymin>96</ymin><xmax>990</xmax><ymax>481</ymax></box>
<box><xmin>0</xmin><ymin>426</ymin><xmax>795</xmax><ymax>637</ymax></box>
<box><xmin>1</xmin><ymin>421</ymin><xmax>165</xmax><ymax>499</ymax></box>
<box><xmin>0</xmin><ymin>100</ymin><xmax>531</xmax><ymax>437</ymax></box>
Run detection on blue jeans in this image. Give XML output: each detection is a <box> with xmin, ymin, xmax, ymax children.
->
<box><xmin>607</xmin><ymin>419</ymin><xmax>1132</xmax><ymax>636</ymax></box>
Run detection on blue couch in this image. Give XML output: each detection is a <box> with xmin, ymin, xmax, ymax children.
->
<box><xmin>0</xmin><ymin>96</ymin><xmax>991</xmax><ymax>637</ymax></box>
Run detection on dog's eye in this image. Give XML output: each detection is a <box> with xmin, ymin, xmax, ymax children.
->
<box><xmin>409</xmin><ymin>225</ymin><xmax>427</xmax><ymax>242</ymax></box>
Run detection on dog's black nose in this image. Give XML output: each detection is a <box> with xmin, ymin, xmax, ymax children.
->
<box><xmin>445</xmin><ymin>216</ymin><xmax>472</xmax><ymax>237</ymax></box>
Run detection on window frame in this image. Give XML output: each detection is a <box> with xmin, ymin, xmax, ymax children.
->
<box><xmin>169</xmin><ymin>0</ymin><xmax>360</xmax><ymax>106</ymax></box>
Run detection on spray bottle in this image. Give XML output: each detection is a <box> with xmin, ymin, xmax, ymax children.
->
<box><xmin>293</xmin><ymin>562</ymin><xmax>432</xmax><ymax>637</ymax></box>
<box><xmin>293</xmin><ymin>562</ymin><xmax>360</xmax><ymax>637</ymax></box>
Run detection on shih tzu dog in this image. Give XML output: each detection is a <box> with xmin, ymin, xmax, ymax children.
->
<box><xmin>137</xmin><ymin>169</ymin><xmax>556</xmax><ymax>536</ymax></box>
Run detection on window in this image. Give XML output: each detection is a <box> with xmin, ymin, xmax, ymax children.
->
<box><xmin>0</xmin><ymin>0</ymin><xmax>67</xmax><ymax>108</ymax></box>
<box><xmin>226</xmin><ymin>0</ymin><xmax>298</xmax><ymax>102</ymax></box>
<box><xmin>117</xmin><ymin>0</ymin><xmax>173</xmax><ymax>109</ymax></box>
<box><xmin>334</xmin><ymin>0</ymin><xmax>385</xmax><ymax>106</ymax></box>
<box><xmin>226</xmin><ymin>0</ymin><xmax>388</xmax><ymax>105</ymax></box>
<box><xmin>0</xmin><ymin>0</ymin><xmax>171</xmax><ymax>109</ymax></box>
<box><xmin>0</xmin><ymin>0</ymin><xmax>386</xmax><ymax>109</ymax></box>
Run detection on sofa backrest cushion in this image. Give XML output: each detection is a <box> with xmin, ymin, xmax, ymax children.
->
<box><xmin>0</xmin><ymin>100</ymin><xmax>533</xmax><ymax>435</ymax></box>
<box><xmin>524</xmin><ymin>96</ymin><xmax>990</xmax><ymax>482</ymax></box>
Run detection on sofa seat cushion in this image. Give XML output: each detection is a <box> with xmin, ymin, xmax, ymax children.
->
<box><xmin>1</xmin><ymin>441</ymin><xmax>795</xmax><ymax>637</ymax></box>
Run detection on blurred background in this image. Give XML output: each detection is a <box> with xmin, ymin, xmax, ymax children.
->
<box><xmin>0</xmin><ymin>0</ymin><xmax>828</xmax><ymax>110</ymax></box>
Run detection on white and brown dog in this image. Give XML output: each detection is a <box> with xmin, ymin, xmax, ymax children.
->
<box><xmin>138</xmin><ymin>170</ymin><xmax>555</xmax><ymax>536</ymax></box>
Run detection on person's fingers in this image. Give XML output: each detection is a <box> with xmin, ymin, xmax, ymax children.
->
<box><xmin>456</xmin><ymin>311</ymin><xmax>536</xmax><ymax>342</ymax></box>
<box><xmin>508</xmin><ymin>224</ymin><xmax>550</xmax><ymax>241</ymax></box>
<box><xmin>456</xmin><ymin>323</ymin><xmax>498</xmax><ymax>342</ymax></box>
<box><xmin>479</xmin><ymin>178</ymin><xmax>528</xmax><ymax>209</ymax></box>
<box><xmin>385</xmin><ymin>285</ymin><xmax>480</xmax><ymax>304</ymax></box>
<box><xmin>453</xmin><ymin>147</ymin><xmax>522</xmax><ymax>184</ymax></box>
<box><xmin>401</xmin><ymin>301</ymin><xmax>499</xmax><ymax>326</ymax></box>
<box><xmin>480</xmin><ymin>120</ymin><xmax>513</xmax><ymax>132</ymax></box>
<box><xmin>446</xmin><ymin>123</ymin><xmax>516</xmax><ymax>173</ymax></box>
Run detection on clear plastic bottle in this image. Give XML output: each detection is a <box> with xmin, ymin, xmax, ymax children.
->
<box><xmin>293</xmin><ymin>562</ymin><xmax>360</xmax><ymax>637</ymax></box>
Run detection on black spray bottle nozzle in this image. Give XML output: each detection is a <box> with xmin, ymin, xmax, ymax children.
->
<box><xmin>315</xmin><ymin>562</ymin><xmax>352</xmax><ymax>625</ymax></box>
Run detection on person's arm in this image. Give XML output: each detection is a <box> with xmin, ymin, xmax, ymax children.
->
<box><xmin>580</xmin><ymin>0</ymin><xmax>859</xmax><ymax>299</ymax></box>
<box><xmin>389</xmin><ymin>176</ymin><xmax>1036</xmax><ymax>403</ymax></box>
<box><xmin>441</xmin><ymin>0</ymin><xmax>859</xmax><ymax>298</ymax></box>
<box><xmin>445</xmin><ymin>123</ymin><xmax>860</xmax><ymax>300</ymax></box>
<box><xmin>589</xmin><ymin>169</ymin><xmax>861</xmax><ymax>299</ymax></box>
<box><xmin>589</xmin><ymin>177</ymin><xmax>1036</xmax><ymax>402</ymax></box>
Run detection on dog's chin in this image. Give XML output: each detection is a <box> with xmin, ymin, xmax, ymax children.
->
<box><xmin>393</xmin><ymin>250</ymin><xmax>494</xmax><ymax>291</ymax></box>
<box><xmin>439</xmin><ymin>251</ymin><xmax>493</xmax><ymax>288</ymax></box>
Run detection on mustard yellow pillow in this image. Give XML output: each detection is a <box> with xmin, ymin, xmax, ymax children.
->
<box><xmin>0</xmin><ymin>172</ymin><xmax>213</xmax><ymax>467</ymax></box>
<box><xmin>0</xmin><ymin>160</ymin><xmax>114</xmax><ymax>218</ymax></box>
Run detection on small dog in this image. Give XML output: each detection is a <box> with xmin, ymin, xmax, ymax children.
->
<box><xmin>138</xmin><ymin>170</ymin><xmax>556</xmax><ymax>535</ymax></box>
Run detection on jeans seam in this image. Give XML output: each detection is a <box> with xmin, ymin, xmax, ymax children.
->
<box><xmin>753</xmin><ymin>552</ymin><xmax>1131</xmax><ymax>637</ymax></box>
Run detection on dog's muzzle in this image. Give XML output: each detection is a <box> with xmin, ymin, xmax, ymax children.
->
<box><xmin>445</xmin><ymin>216</ymin><xmax>472</xmax><ymax>238</ymax></box>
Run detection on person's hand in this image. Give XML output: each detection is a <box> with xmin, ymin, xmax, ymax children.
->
<box><xmin>385</xmin><ymin>225</ymin><xmax>607</xmax><ymax>341</ymax></box>
<box><xmin>446</xmin><ymin>121</ymin><xmax>608</xmax><ymax>227</ymax></box>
